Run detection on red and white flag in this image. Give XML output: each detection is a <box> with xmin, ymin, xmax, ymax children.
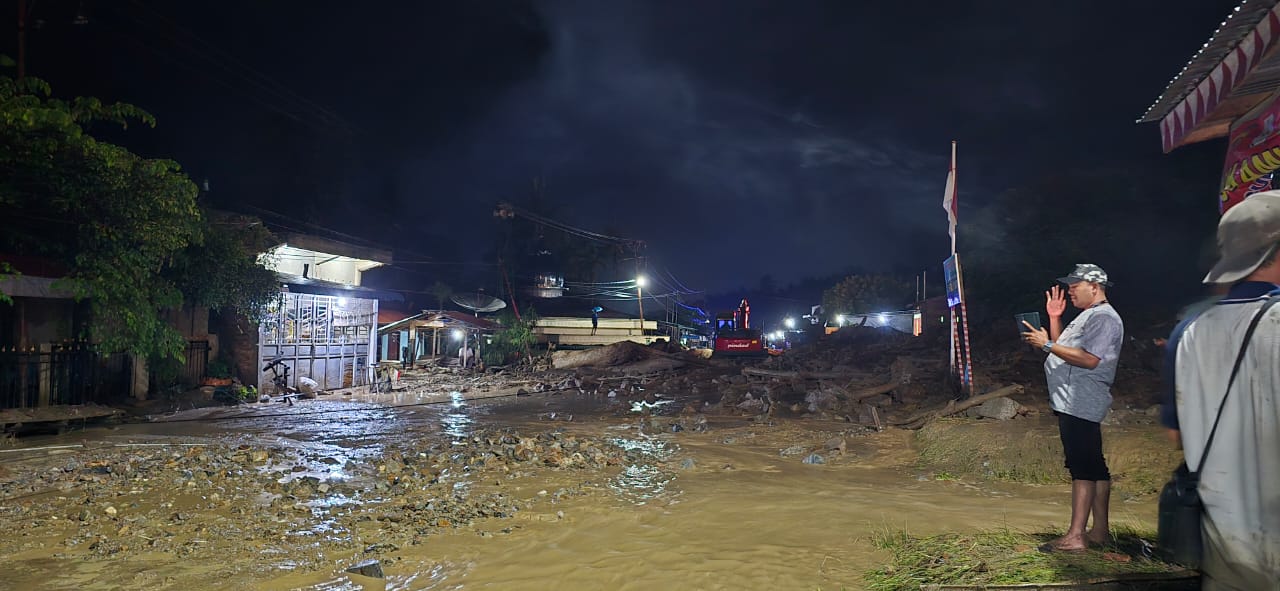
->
<box><xmin>942</xmin><ymin>141</ymin><xmax>958</xmax><ymax>254</ymax></box>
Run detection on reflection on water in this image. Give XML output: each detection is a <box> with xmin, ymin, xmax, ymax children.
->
<box><xmin>441</xmin><ymin>391</ymin><xmax>473</xmax><ymax>441</ymax></box>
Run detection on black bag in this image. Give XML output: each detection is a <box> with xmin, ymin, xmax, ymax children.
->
<box><xmin>1156</xmin><ymin>294</ymin><xmax>1279</xmax><ymax>568</ymax></box>
<box><xmin>1157</xmin><ymin>462</ymin><xmax>1203</xmax><ymax>568</ymax></box>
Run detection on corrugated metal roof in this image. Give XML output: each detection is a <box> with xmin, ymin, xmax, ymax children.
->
<box><xmin>1138</xmin><ymin>1</ymin><xmax>1279</xmax><ymax>123</ymax></box>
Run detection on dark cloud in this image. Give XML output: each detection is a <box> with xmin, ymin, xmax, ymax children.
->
<box><xmin>11</xmin><ymin>0</ymin><xmax>1245</xmax><ymax>293</ymax></box>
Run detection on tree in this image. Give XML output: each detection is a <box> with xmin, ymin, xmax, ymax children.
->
<box><xmin>958</xmin><ymin>166</ymin><xmax>1218</xmax><ymax>327</ymax></box>
<box><xmin>0</xmin><ymin>71</ymin><xmax>275</xmax><ymax>359</ymax></box>
<box><xmin>429</xmin><ymin>280</ymin><xmax>454</xmax><ymax>311</ymax></box>
<box><xmin>822</xmin><ymin>274</ymin><xmax>914</xmax><ymax>317</ymax></box>
<box><xmin>167</xmin><ymin>210</ymin><xmax>281</xmax><ymax>321</ymax></box>
<box><xmin>482</xmin><ymin>307</ymin><xmax>540</xmax><ymax>367</ymax></box>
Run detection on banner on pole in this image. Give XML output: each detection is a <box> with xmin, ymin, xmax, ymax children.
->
<box><xmin>943</xmin><ymin>254</ymin><xmax>963</xmax><ymax>308</ymax></box>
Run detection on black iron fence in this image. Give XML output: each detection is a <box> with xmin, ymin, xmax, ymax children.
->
<box><xmin>0</xmin><ymin>343</ymin><xmax>132</xmax><ymax>409</ymax></box>
<box><xmin>183</xmin><ymin>340</ymin><xmax>209</xmax><ymax>384</ymax></box>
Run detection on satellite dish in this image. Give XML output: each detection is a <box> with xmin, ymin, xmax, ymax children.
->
<box><xmin>451</xmin><ymin>292</ymin><xmax>507</xmax><ymax>313</ymax></box>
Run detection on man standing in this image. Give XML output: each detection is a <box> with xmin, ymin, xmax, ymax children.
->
<box><xmin>1162</xmin><ymin>191</ymin><xmax>1280</xmax><ymax>590</ymax></box>
<box><xmin>1022</xmin><ymin>264</ymin><xmax>1125</xmax><ymax>552</ymax></box>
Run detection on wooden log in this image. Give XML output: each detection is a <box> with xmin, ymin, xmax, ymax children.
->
<box><xmin>822</xmin><ymin>380</ymin><xmax>897</xmax><ymax>402</ymax></box>
<box><xmin>742</xmin><ymin>367</ymin><xmax>870</xmax><ymax>380</ymax></box>
<box><xmin>893</xmin><ymin>384</ymin><xmax>1025</xmax><ymax>429</ymax></box>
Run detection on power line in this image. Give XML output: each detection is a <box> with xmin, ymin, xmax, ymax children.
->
<box><xmin>106</xmin><ymin>1</ymin><xmax>356</xmax><ymax>133</ymax></box>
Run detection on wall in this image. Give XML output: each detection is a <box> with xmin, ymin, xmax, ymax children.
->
<box><xmin>0</xmin><ymin>297</ymin><xmax>77</xmax><ymax>349</ymax></box>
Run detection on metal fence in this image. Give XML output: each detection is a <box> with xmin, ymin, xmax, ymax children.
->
<box><xmin>0</xmin><ymin>344</ymin><xmax>132</xmax><ymax>409</ymax></box>
<box><xmin>183</xmin><ymin>340</ymin><xmax>209</xmax><ymax>383</ymax></box>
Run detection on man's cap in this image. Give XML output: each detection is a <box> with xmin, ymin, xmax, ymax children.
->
<box><xmin>1204</xmin><ymin>190</ymin><xmax>1280</xmax><ymax>284</ymax></box>
<box><xmin>1058</xmin><ymin>264</ymin><xmax>1111</xmax><ymax>286</ymax></box>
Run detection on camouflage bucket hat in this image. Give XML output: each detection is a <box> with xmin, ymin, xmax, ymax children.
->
<box><xmin>1058</xmin><ymin>264</ymin><xmax>1111</xmax><ymax>286</ymax></box>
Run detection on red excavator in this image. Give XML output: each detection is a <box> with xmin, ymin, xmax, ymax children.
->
<box><xmin>712</xmin><ymin>298</ymin><xmax>766</xmax><ymax>357</ymax></box>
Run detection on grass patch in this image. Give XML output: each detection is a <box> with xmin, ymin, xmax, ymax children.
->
<box><xmin>864</xmin><ymin>526</ymin><xmax>1191</xmax><ymax>590</ymax></box>
<box><xmin>914</xmin><ymin>416</ymin><xmax>1182</xmax><ymax>492</ymax></box>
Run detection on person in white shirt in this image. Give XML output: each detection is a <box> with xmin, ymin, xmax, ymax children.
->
<box><xmin>1163</xmin><ymin>191</ymin><xmax>1280</xmax><ymax>591</ymax></box>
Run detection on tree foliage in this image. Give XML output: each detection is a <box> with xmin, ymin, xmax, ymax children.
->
<box><xmin>822</xmin><ymin>274</ymin><xmax>914</xmax><ymax>316</ymax></box>
<box><xmin>959</xmin><ymin>167</ymin><xmax>1218</xmax><ymax>326</ymax></box>
<box><xmin>482</xmin><ymin>307</ymin><xmax>540</xmax><ymax>367</ymax></box>
<box><xmin>429</xmin><ymin>280</ymin><xmax>454</xmax><ymax>311</ymax></box>
<box><xmin>167</xmin><ymin>211</ymin><xmax>281</xmax><ymax>322</ymax></box>
<box><xmin>0</xmin><ymin>73</ymin><xmax>278</xmax><ymax>359</ymax></box>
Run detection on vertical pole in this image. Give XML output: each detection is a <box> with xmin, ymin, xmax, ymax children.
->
<box><xmin>959</xmin><ymin>301</ymin><xmax>974</xmax><ymax>395</ymax></box>
<box><xmin>636</xmin><ymin>283</ymin><xmax>644</xmax><ymax>335</ymax></box>
<box><xmin>949</xmin><ymin>140</ymin><xmax>958</xmax><ymax>255</ymax></box>
<box><xmin>17</xmin><ymin>0</ymin><xmax>27</xmax><ymax>82</ymax></box>
<box><xmin>949</xmin><ymin>307</ymin><xmax>958</xmax><ymax>378</ymax></box>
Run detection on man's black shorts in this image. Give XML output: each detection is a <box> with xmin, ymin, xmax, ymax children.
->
<box><xmin>1056</xmin><ymin>412</ymin><xmax>1111</xmax><ymax>481</ymax></box>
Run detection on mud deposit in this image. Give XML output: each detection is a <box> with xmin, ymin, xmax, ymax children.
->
<box><xmin>0</xmin><ymin>391</ymin><xmax>1163</xmax><ymax>590</ymax></box>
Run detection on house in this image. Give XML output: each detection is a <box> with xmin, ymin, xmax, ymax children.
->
<box><xmin>377</xmin><ymin>310</ymin><xmax>502</xmax><ymax>366</ymax></box>
<box><xmin>230</xmin><ymin>232</ymin><xmax>396</xmax><ymax>394</ymax></box>
<box><xmin>0</xmin><ymin>255</ymin><xmax>137</xmax><ymax>408</ymax></box>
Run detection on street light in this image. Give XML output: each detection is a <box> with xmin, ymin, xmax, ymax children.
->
<box><xmin>784</xmin><ymin>317</ymin><xmax>796</xmax><ymax>329</ymax></box>
<box><xmin>836</xmin><ymin>314</ymin><xmax>846</xmax><ymax>326</ymax></box>
<box><xmin>452</xmin><ymin>329</ymin><xmax>464</xmax><ymax>341</ymax></box>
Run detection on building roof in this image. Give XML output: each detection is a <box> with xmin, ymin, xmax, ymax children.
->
<box><xmin>0</xmin><ymin>254</ymin><xmax>69</xmax><ymax>278</ymax></box>
<box><xmin>278</xmin><ymin>273</ymin><xmax>404</xmax><ymax>301</ymax></box>
<box><xmin>1139</xmin><ymin>1</ymin><xmax>1280</xmax><ymax>151</ymax></box>
<box><xmin>272</xmin><ymin>232</ymin><xmax>393</xmax><ymax>265</ymax></box>
<box><xmin>378</xmin><ymin>310</ymin><xmax>503</xmax><ymax>334</ymax></box>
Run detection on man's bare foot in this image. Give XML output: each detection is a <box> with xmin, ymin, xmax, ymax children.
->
<box><xmin>1038</xmin><ymin>534</ymin><xmax>1087</xmax><ymax>553</ymax></box>
<box><xmin>1085</xmin><ymin>530</ymin><xmax>1114</xmax><ymax>547</ymax></box>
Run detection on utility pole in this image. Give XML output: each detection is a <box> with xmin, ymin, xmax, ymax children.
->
<box><xmin>17</xmin><ymin>0</ymin><xmax>27</xmax><ymax>82</ymax></box>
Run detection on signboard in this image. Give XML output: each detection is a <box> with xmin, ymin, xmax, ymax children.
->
<box><xmin>1220</xmin><ymin>90</ymin><xmax>1280</xmax><ymax>213</ymax></box>
<box><xmin>942</xmin><ymin>254</ymin><xmax>963</xmax><ymax>308</ymax></box>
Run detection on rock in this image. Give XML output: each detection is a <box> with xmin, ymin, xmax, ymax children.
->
<box><xmin>802</xmin><ymin>453</ymin><xmax>826</xmax><ymax>465</ymax></box>
<box><xmin>1145</xmin><ymin>404</ymin><xmax>1162</xmax><ymax>417</ymax></box>
<box><xmin>823</xmin><ymin>437</ymin><xmax>847</xmax><ymax>454</ymax></box>
<box><xmin>969</xmin><ymin>397</ymin><xmax>1022</xmax><ymax>420</ymax></box>
<box><xmin>104</xmin><ymin>506</ymin><xmax>117</xmax><ymax>516</ymax></box>
<box><xmin>345</xmin><ymin>559</ymin><xmax>385</xmax><ymax>578</ymax></box>
<box><xmin>780</xmin><ymin>445</ymin><xmax>808</xmax><ymax>457</ymax></box>
<box><xmin>680</xmin><ymin>458</ymin><xmax>696</xmax><ymax>470</ymax></box>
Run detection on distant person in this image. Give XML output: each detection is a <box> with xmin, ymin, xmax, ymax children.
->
<box><xmin>1021</xmin><ymin>264</ymin><xmax>1124</xmax><ymax>552</ymax></box>
<box><xmin>591</xmin><ymin>308</ymin><xmax>599</xmax><ymax>335</ymax></box>
<box><xmin>1162</xmin><ymin>191</ymin><xmax>1280</xmax><ymax>591</ymax></box>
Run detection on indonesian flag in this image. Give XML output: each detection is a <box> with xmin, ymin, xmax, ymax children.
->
<box><xmin>942</xmin><ymin>141</ymin><xmax>958</xmax><ymax>254</ymax></box>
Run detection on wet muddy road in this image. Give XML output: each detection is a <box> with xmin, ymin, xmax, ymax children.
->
<box><xmin>0</xmin><ymin>389</ymin><xmax>1160</xmax><ymax>590</ymax></box>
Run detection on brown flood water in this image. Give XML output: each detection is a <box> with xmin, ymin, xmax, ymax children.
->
<box><xmin>0</xmin><ymin>389</ymin><xmax>1160</xmax><ymax>591</ymax></box>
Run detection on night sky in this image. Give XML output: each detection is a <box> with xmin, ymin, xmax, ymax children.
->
<box><xmin>6</xmin><ymin>0</ymin><xmax>1241</xmax><ymax>298</ymax></box>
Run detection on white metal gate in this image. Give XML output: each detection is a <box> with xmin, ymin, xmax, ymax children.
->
<box><xmin>257</xmin><ymin>292</ymin><xmax>378</xmax><ymax>392</ymax></box>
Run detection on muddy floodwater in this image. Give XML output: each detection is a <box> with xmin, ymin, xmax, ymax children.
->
<box><xmin>0</xmin><ymin>389</ymin><xmax>1161</xmax><ymax>590</ymax></box>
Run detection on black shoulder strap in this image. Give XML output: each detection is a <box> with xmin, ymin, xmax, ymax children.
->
<box><xmin>1197</xmin><ymin>293</ymin><xmax>1280</xmax><ymax>474</ymax></box>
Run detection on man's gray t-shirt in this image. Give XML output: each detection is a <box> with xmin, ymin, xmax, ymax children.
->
<box><xmin>1043</xmin><ymin>303</ymin><xmax>1124</xmax><ymax>423</ymax></box>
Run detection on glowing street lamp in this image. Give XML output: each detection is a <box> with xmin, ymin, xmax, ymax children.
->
<box><xmin>784</xmin><ymin>317</ymin><xmax>796</xmax><ymax>329</ymax></box>
<box><xmin>452</xmin><ymin>329</ymin><xmax>464</xmax><ymax>341</ymax></box>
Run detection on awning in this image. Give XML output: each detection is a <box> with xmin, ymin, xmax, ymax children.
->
<box><xmin>278</xmin><ymin>273</ymin><xmax>404</xmax><ymax>301</ymax></box>
<box><xmin>1139</xmin><ymin>2</ymin><xmax>1280</xmax><ymax>152</ymax></box>
<box><xmin>0</xmin><ymin>276</ymin><xmax>76</xmax><ymax>299</ymax></box>
<box><xmin>378</xmin><ymin>310</ymin><xmax>503</xmax><ymax>334</ymax></box>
